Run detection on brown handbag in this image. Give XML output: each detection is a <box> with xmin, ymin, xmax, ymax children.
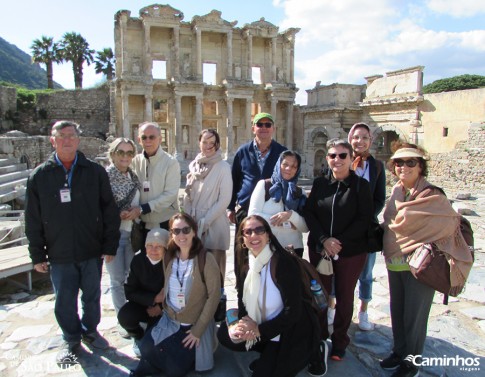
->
<box><xmin>407</xmin><ymin>243</ymin><xmax>452</xmax><ymax>296</ymax></box>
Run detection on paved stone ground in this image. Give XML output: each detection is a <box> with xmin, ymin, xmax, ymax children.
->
<box><xmin>0</xmin><ymin>192</ymin><xmax>484</xmax><ymax>377</ymax></box>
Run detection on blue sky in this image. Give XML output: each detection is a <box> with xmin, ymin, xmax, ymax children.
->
<box><xmin>1</xmin><ymin>0</ymin><xmax>484</xmax><ymax>104</ymax></box>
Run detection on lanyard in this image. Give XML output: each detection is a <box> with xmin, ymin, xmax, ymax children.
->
<box><xmin>55</xmin><ymin>153</ymin><xmax>77</xmax><ymax>188</ymax></box>
<box><xmin>176</xmin><ymin>258</ymin><xmax>190</xmax><ymax>291</ymax></box>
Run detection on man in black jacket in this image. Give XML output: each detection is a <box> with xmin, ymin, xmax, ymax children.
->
<box><xmin>25</xmin><ymin>121</ymin><xmax>120</xmax><ymax>365</ymax></box>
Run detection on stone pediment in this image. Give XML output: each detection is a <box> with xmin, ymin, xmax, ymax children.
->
<box><xmin>243</xmin><ymin>18</ymin><xmax>279</xmax><ymax>37</ymax></box>
<box><xmin>139</xmin><ymin>4</ymin><xmax>184</xmax><ymax>21</ymax></box>
<box><xmin>191</xmin><ymin>10</ymin><xmax>237</xmax><ymax>28</ymax></box>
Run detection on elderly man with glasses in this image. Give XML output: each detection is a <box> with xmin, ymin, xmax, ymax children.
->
<box><xmin>131</xmin><ymin>122</ymin><xmax>181</xmax><ymax>247</ymax></box>
<box><xmin>227</xmin><ymin>113</ymin><xmax>287</xmax><ymax>279</ymax></box>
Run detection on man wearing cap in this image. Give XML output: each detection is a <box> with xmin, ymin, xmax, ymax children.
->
<box><xmin>25</xmin><ymin>120</ymin><xmax>120</xmax><ymax>364</ymax></box>
<box><xmin>227</xmin><ymin>113</ymin><xmax>286</xmax><ymax>274</ymax></box>
<box><xmin>131</xmin><ymin>122</ymin><xmax>180</xmax><ymax>246</ymax></box>
<box><xmin>118</xmin><ymin>228</ymin><xmax>168</xmax><ymax>355</ymax></box>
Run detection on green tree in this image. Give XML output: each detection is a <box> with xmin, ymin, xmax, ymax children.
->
<box><xmin>59</xmin><ymin>32</ymin><xmax>94</xmax><ymax>89</ymax></box>
<box><xmin>30</xmin><ymin>36</ymin><xmax>61</xmax><ymax>89</ymax></box>
<box><xmin>94</xmin><ymin>47</ymin><xmax>115</xmax><ymax>81</ymax></box>
<box><xmin>423</xmin><ymin>74</ymin><xmax>485</xmax><ymax>94</ymax></box>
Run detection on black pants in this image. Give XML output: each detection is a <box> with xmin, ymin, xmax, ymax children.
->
<box><xmin>233</xmin><ymin>208</ymin><xmax>248</xmax><ymax>286</ymax></box>
<box><xmin>118</xmin><ymin>301</ymin><xmax>161</xmax><ymax>339</ymax></box>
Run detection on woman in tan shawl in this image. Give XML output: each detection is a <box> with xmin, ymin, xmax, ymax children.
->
<box><xmin>379</xmin><ymin>142</ymin><xmax>473</xmax><ymax>377</ymax></box>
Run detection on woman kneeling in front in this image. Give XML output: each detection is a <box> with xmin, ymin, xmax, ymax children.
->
<box><xmin>130</xmin><ymin>213</ymin><xmax>221</xmax><ymax>377</ymax></box>
<box><xmin>218</xmin><ymin>215</ymin><xmax>324</xmax><ymax>377</ymax></box>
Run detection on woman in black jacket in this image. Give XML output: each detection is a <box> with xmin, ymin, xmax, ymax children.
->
<box><xmin>304</xmin><ymin>138</ymin><xmax>373</xmax><ymax>361</ymax></box>
<box><xmin>218</xmin><ymin>215</ymin><xmax>324</xmax><ymax>377</ymax></box>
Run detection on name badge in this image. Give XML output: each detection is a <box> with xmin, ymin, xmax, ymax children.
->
<box><xmin>143</xmin><ymin>181</ymin><xmax>150</xmax><ymax>192</ymax></box>
<box><xmin>60</xmin><ymin>188</ymin><xmax>71</xmax><ymax>203</ymax></box>
<box><xmin>176</xmin><ymin>292</ymin><xmax>186</xmax><ymax>308</ymax></box>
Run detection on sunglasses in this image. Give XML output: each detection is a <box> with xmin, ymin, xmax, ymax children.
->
<box><xmin>393</xmin><ymin>159</ymin><xmax>419</xmax><ymax>168</ymax></box>
<box><xmin>171</xmin><ymin>226</ymin><xmax>192</xmax><ymax>235</ymax></box>
<box><xmin>327</xmin><ymin>153</ymin><xmax>348</xmax><ymax>160</ymax></box>
<box><xmin>141</xmin><ymin>135</ymin><xmax>158</xmax><ymax>141</ymax></box>
<box><xmin>242</xmin><ymin>226</ymin><xmax>266</xmax><ymax>237</ymax></box>
<box><xmin>255</xmin><ymin>122</ymin><xmax>273</xmax><ymax>128</ymax></box>
<box><xmin>115</xmin><ymin>150</ymin><xmax>135</xmax><ymax>158</ymax></box>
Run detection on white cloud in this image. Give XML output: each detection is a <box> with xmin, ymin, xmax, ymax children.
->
<box><xmin>277</xmin><ymin>0</ymin><xmax>485</xmax><ymax>104</ymax></box>
<box><xmin>425</xmin><ymin>0</ymin><xmax>485</xmax><ymax>17</ymax></box>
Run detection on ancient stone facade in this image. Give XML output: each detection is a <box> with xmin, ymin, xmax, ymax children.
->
<box><xmin>113</xmin><ymin>4</ymin><xmax>299</xmax><ymax>165</ymax></box>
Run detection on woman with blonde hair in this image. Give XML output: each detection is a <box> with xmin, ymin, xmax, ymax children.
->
<box><xmin>106</xmin><ymin>138</ymin><xmax>141</xmax><ymax>317</ymax></box>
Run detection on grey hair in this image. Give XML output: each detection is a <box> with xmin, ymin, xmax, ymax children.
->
<box><xmin>51</xmin><ymin>121</ymin><xmax>82</xmax><ymax>136</ymax></box>
<box><xmin>326</xmin><ymin>138</ymin><xmax>353</xmax><ymax>155</ymax></box>
<box><xmin>108</xmin><ymin>138</ymin><xmax>137</xmax><ymax>162</ymax></box>
<box><xmin>138</xmin><ymin>122</ymin><xmax>161</xmax><ymax>135</ymax></box>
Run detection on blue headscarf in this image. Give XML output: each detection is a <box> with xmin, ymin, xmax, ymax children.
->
<box><xmin>268</xmin><ymin>153</ymin><xmax>306</xmax><ymax>212</ymax></box>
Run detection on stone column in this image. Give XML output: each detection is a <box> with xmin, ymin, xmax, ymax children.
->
<box><xmin>120</xmin><ymin>14</ymin><xmax>129</xmax><ymax>75</ymax></box>
<box><xmin>226</xmin><ymin>30</ymin><xmax>233</xmax><ymax>78</ymax></box>
<box><xmin>226</xmin><ymin>97</ymin><xmax>234</xmax><ymax>161</ymax></box>
<box><xmin>245</xmin><ymin>98</ymin><xmax>252</xmax><ymax>140</ymax></box>
<box><xmin>286</xmin><ymin>102</ymin><xmax>293</xmax><ymax>149</ymax></box>
<box><xmin>271</xmin><ymin>37</ymin><xmax>277</xmax><ymax>82</ymax></box>
<box><xmin>143</xmin><ymin>24</ymin><xmax>151</xmax><ymax>75</ymax></box>
<box><xmin>121</xmin><ymin>89</ymin><xmax>130</xmax><ymax>138</ymax></box>
<box><xmin>174</xmin><ymin>95</ymin><xmax>183</xmax><ymax>161</ymax></box>
<box><xmin>173</xmin><ymin>26</ymin><xmax>180</xmax><ymax>78</ymax></box>
<box><xmin>144</xmin><ymin>94</ymin><xmax>153</xmax><ymax>121</ymax></box>
<box><xmin>195</xmin><ymin>96</ymin><xmax>203</xmax><ymax>135</ymax></box>
<box><xmin>271</xmin><ymin>98</ymin><xmax>278</xmax><ymax>141</ymax></box>
<box><xmin>195</xmin><ymin>27</ymin><xmax>202</xmax><ymax>78</ymax></box>
<box><xmin>247</xmin><ymin>32</ymin><xmax>253</xmax><ymax>80</ymax></box>
<box><xmin>288</xmin><ymin>35</ymin><xmax>296</xmax><ymax>83</ymax></box>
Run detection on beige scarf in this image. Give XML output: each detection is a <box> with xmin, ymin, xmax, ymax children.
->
<box><xmin>383</xmin><ymin>177</ymin><xmax>473</xmax><ymax>295</ymax></box>
<box><xmin>185</xmin><ymin>149</ymin><xmax>222</xmax><ymax>199</ymax></box>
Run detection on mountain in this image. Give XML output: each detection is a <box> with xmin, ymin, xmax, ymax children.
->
<box><xmin>0</xmin><ymin>36</ymin><xmax>63</xmax><ymax>89</ymax></box>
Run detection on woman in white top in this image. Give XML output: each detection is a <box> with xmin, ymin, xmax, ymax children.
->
<box><xmin>248</xmin><ymin>150</ymin><xmax>308</xmax><ymax>257</ymax></box>
<box><xmin>106</xmin><ymin>138</ymin><xmax>141</xmax><ymax>314</ymax></box>
<box><xmin>183</xmin><ymin>129</ymin><xmax>232</xmax><ymax>282</ymax></box>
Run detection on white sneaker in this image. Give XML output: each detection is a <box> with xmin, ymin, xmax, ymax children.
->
<box><xmin>358</xmin><ymin>311</ymin><xmax>375</xmax><ymax>331</ymax></box>
<box><xmin>327</xmin><ymin>307</ymin><xmax>336</xmax><ymax>326</ymax></box>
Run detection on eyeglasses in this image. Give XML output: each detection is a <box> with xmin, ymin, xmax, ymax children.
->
<box><xmin>242</xmin><ymin>226</ymin><xmax>266</xmax><ymax>237</ymax></box>
<box><xmin>115</xmin><ymin>150</ymin><xmax>135</xmax><ymax>158</ymax></box>
<box><xmin>55</xmin><ymin>134</ymin><xmax>79</xmax><ymax>140</ymax></box>
<box><xmin>255</xmin><ymin>122</ymin><xmax>273</xmax><ymax>128</ymax></box>
<box><xmin>327</xmin><ymin>153</ymin><xmax>348</xmax><ymax>160</ymax></box>
<box><xmin>171</xmin><ymin>226</ymin><xmax>192</xmax><ymax>235</ymax></box>
<box><xmin>393</xmin><ymin>159</ymin><xmax>419</xmax><ymax>168</ymax></box>
<box><xmin>141</xmin><ymin>135</ymin><xmax>158</xmax><ymax>141</ymax></box>
<box><xmin>352</xmin><ymin>136</ymin><xmax>370</xmax><ymax>142</ymax></box>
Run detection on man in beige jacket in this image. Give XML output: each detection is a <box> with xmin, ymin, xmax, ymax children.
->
<box><xmin>131</xmin><ymin>122</ymin><xmax>181</xmax><ymax>247</ymax></box>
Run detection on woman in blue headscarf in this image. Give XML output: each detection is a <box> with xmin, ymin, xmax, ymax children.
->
<box><xmin>248</xmin><ymin>150</ymin><xmax>308</xmax><ymax>257</ymax></box>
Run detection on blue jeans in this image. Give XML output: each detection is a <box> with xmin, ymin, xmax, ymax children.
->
<box><xmin>358</xmin><ymin>253</ymin><xmax>375</xmax><ymax>302</ymax></box>
<box><xmin>105</xmin><ymin>229</ymin><xmax>133</xmax><ymax>313</ymax></box>
<box><xmin>136</xmin><ymin>326</ymin><xmax>195</xmax><ymax>377</ymax></box>
<box><xmin>50</xmin><ymin>257</ymin><xmax>103</xmax><ymax>343</ymax></box>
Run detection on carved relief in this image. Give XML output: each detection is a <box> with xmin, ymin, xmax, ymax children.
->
<box><xmin>139</xmin><ymin>4</ymin><xmax>184</xmax><ymax>20</ymax></box>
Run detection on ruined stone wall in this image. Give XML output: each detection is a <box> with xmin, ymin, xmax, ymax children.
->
<box><xmin>428</xmin><ymin>123</ymin><xmax>485</xmax><ymax>194</ymax></box>
<box><xmin>22</xmin><ymin>86</ymin><xmax>111</xmax><ymax>138</ymax></box>
<box><xmin>0</xmin><ymin>136</ymin><xmax>108</xmax><ymax>168</ymax></box>
<box><xmin>0</xmin><ymin>86</ymin><xmax>16</xmax><ymax>131</ymax></box>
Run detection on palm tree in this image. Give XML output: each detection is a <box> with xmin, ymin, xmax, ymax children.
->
<box><xmin>94</xmin><ymin>48</ymin><xmax>115</xmax><ymax>81</ymax></box>
<box><xmin>30</xmin><ymin>36</ymin><xmax>61</xmax><ymax>89</ymax></box>
<box><xmin>59</xmin><ymin>32</ymin><xmax>94</xmax><ymax>89</ymax></box>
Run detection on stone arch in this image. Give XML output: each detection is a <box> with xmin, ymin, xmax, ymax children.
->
<box><xmin>374</xmin><ymin>124</ymin><xmax>404</xmax><ymax>161</ymax></box>
<box><xmin>19</xmin><ymin>155</ymin><xmax>31</xmax><ymax>169</ymax></box>
<box><xmin>313</xmin><ymin>149</ymin><xmax>326</xmax><ymax>177</ymax></box>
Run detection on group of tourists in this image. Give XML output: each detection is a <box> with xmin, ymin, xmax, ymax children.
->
<box><xmin>24</xmin><ymin>114</ymin><xmax>472</xmax><ymax>377</ymax></box>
